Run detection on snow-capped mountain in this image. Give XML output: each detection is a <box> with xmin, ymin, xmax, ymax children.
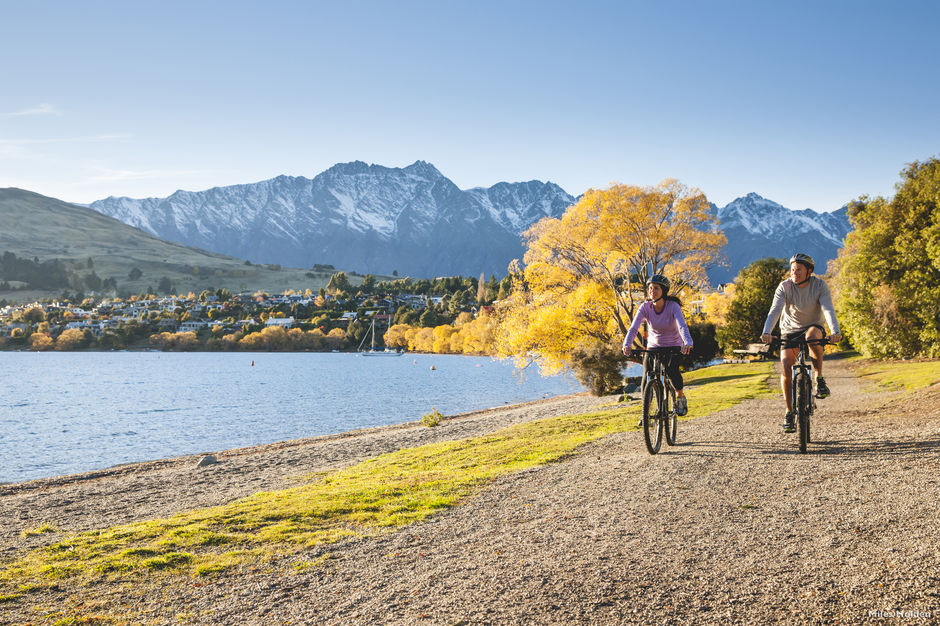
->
<box><xmin>711</xmin><ymin>192</ymin><xmax>852</xmax><ymax>283</ymax></box>
<box><xmin>88</xmin><ymin>162</ymin><xmax>851</xmax><ymax>283</ymax></box>
<box><xmin>89</xmin><ymin>161</ymin><xmax>576</xmax><ymax>278</ymax></box>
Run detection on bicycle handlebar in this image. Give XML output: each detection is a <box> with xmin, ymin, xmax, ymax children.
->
<box><xmin>765</xmin><ymin>336</ymin><xmax>830</xmax><ymax>349</ymax></box>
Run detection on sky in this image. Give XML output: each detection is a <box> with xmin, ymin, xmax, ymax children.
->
<box><xmin>1</xmin><ymin>0</ymin><xmax>939</xmax><ymax>212</ymax></box>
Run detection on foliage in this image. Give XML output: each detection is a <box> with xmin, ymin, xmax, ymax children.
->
<box><xmin>326</xmin><ymin>271</ymin><xmax>352</xmax><ymax>294</ymax></box>
<box><xmin>27</xmin><ymin>333</ymin><xmax>54</xmax><ymax>351</ymax></box>
<box><xmin>830</xmin><ymin>158</ymin><xmax>940</xmax><ymax>357</ymax></box>
<box><xmin>699</xmin><ymin>284</ymin><xmax>735</xmax><ymax>326</ymax></box>
<box><xmin>0</xmin><ymin>251</ymin><xmax>74</xmax><ymax>290</ymax></box>
<box><xmin>687</xmin><ymin>321</ymin><xmax>720</xmax><ymax>365</ymax></box>
<box><xmin>716</xmin><ymin>257</ymin><xmax>789</xmax><ymax>354</ymax></box>
<box><xmin>385</xmin><ymin>311</ymin><xmax>497</xmax><ymax>354</ymax></box>
<box><xmin>55</xmin><ymin>329</ymin><xmax>90</xmax><ymax>351</ymax></box>
<box><xmin>494</xmin><ymin>180</ymin><xmax>725</xmax><ymax>394</ymax></box>
<box><xmin>421</xmin><ymin>407</ymin><xmax>444</xmax><ymax>427</ymax></box>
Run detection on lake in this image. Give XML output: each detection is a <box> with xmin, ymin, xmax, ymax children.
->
<box><xmin>0</xmin><ymin>351</ymin><xmax>604</xmax><ymax>484</ymax></box>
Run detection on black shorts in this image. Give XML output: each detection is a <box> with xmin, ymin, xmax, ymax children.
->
<box><xmin>781</xmin><ymin>324</ymin><xmax>825</xmax><ymax>348</ymax></box>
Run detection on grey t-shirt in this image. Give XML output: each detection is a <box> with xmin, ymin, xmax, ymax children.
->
<box><xmin>762</xmin><ymin>276</ymin><xmax>840</xmax><ymax>336</ymax></box>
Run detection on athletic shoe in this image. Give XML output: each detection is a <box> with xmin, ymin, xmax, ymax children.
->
<box><xmin>816</xmin><ymin>377</ymin><xmax>831</xmax><ymax>399</ymax></box>
<box><xmin>782</xmin><ymin>411</ymin><xmax>796</xmax><ymax>433</ymax></box>
<box><xmin>676</xmin><ymin>396</ymin><xmax>688</xmax><ymax>416</ymax></box>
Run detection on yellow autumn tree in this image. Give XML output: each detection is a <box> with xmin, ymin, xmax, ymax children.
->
<box><xmin>495</xmin><ymin>180</ymin><xmax>725</xmax><ymax>394</ymax></box>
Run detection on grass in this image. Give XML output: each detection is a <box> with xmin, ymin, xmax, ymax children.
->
<box><xmin>855</xmin><ymin>359</ymin><xmax>940</xmax><ymax>392</ymax></box>
<box><xmin>0</xmin><ymin>362</ymin><xmax>774</xmax><ymax>604</ymax></box>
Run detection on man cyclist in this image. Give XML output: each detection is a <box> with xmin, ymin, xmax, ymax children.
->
<box><xmin>760</xmin><ymin>254</ymin><xmax>842</xmax><ymax>433</ymax></box>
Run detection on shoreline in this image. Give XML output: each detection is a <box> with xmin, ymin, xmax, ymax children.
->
<box><xmin>0</xmin><ymin>391</ymin><xmax>596</xmax><ymax>494</ymax></box>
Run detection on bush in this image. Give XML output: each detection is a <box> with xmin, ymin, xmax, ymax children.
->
<box><xmin>568</xmin><ymin>341</ymin><xmax>628</xmax><ymax>396</ymax></box>
<box><xmin>687</xmin><ymin>322</ymin><xmax>720</xmax><ymax>366</ymax></box>
<box><xmin>421</xmin><ymin>408</ymin><xmax>444</xmax><ymax>427</ymax></box>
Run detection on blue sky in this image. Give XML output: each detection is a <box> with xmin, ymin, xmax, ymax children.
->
<box><xmin>1</xmin><ymin>0</ymin><xmax>938</xmax><ymax>211</ymax></box>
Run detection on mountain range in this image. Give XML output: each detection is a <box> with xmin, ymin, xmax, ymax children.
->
<box><xmin>87</xmin><ymin>161</ymin><xmax>852</xmax><ymax>283</ymax></box>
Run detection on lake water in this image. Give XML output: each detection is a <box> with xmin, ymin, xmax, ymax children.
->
<box><xmin>0</xmin><ymin>351</ymin><xmax>597</xmax><ymax>484</ymax></box>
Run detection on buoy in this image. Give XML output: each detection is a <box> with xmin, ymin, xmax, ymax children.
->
<box><xmin>430</xmin><ymin>365</ymin><xmax>436</xmax><ymax>371</ymax></box>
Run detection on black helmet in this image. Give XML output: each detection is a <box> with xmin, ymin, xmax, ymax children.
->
<box><xmin>789</xmin><ymin>253</ymin><xmax>815</xmax><ymax>272</ymax></box>
<box><xmin>648</xmin><ymin>274</ymin><xmax>670</xmax><ymax>295</ymax></box>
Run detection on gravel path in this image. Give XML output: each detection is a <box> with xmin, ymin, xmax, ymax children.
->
<box><xmin>2</xmin><ymin>357</ymin><xmax>939</xmax><ymax>624</ymax></box>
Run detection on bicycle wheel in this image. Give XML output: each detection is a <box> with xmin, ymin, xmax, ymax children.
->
<box><xmin>664</xmin><ymin>385</ymin><xmax>678</xmax><ymax>446</ymax></box>
<box><xmin>794</xmin><ymin>371</ymin><xmax>810</xmax><ymax>453</ymax></box>
<box><xmin>803</xmin><ymin>374</ymin><xmax>814</xmax><ymax>443</ymax></box>
<box><xmin>643</xmin><ymin>379</ymin><xmax>664</xmax><ymax>454</ymax></box>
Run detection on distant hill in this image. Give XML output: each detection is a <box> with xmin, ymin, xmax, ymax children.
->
<box><xmin>87</xmin><ymin>161</ymin><xmax>852</xmax><ymax>284</ymax></box>
<box><xmin>0</xmin><ymin>188</ymin><xmax>355</xmax><ymax>301</ymax></box>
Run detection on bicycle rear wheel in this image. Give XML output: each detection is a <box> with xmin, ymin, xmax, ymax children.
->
<box><xmin>643</xmin><ymin>379</ymin><xmax>664</xmax><ymax>454</ymax></box>
<box><xmin>664</xmin><ymin>385</ymin><xmax>678</xmax><ymax>446</ymax></box>
<box><xmin>794</xmin><ymin>371</ymin><xmax>810</xmax><ymax>453</ymax></box>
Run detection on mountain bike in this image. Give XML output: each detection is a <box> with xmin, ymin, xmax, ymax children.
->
<box><xmin>632</xmin><ymin>347</ymin><xmax>680</xmax><ymax>454</ymax></box>
<box><xmin>771</xmin><ymin>335</ymin><xmax>830</xmax><ymax>453</ymax></box>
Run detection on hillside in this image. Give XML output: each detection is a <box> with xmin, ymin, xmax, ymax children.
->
<box><xmin>0</xmin><ymin>188</ymin><xmax>360</xmax><ymax>302</ymax></box>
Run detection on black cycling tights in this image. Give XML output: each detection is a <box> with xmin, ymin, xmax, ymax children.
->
<box><xmin>646</xmin><ymin>348</ymin><xmax>684</xmax><ymax>392</ymax></box>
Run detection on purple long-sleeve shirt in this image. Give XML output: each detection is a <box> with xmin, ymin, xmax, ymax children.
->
<box><xmin>622</xmin><ymin>300</ymin><xmax>694</xmax><ymax>350</ymax></box>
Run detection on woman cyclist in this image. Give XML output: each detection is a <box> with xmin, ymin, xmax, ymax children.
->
<box><xmin>621</xmin><ymin>275</ymin><xmax>693</xmax><ymax>416</ymax></box>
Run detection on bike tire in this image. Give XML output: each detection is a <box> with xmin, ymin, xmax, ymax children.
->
<box><xmin>795</xmin><ymin>371</ymin><xmax>810</xmax><ymax>453</ymax></box>
<box><xmin>664</xmin><ymin>385</ymin><xmax>678</xmax><ymax>446</ymax></box>
<box><xmin>804</xmin><ymin>374</ymin><xmax>814</xmax><ymax>443</ymax></box>
<box><xmin>643</xmin><ymin>379</ymin><xmax>664</xmax><ymax>455</ymax></box>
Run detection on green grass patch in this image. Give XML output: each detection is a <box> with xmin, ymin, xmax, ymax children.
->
<box><xmin>856</xmin><ymin>359</ymin><xmax>940</xmax><ymax>392</ymax></box>
<box><xmin>0</xmin><ymin>362</ymin><xmax>772</xmax><ymax>597</ymax></box>
<box><xmin>20</xmin><ymin>523</ymin><xmax>59</xmax><ymax>538</ymax></box>
<box><xmin>682</xmin><ymin>362</ymin><xmax>776</xmax><ymax>417</ymax></box>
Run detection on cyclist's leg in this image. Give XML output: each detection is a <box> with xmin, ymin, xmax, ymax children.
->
<box><xmin>780</xmin><ymin>346</ymin><xmax>797</xmax><ymax>412</ymax></box>
<box><xmin>661</xmin><ymin>350</ymin><xmax>684</xmax><ymax>396</ymax></box>
<box><xmin>805</xmin><ymin>325</ymin><xmax>825</xmax><ymax>378</ymax></box>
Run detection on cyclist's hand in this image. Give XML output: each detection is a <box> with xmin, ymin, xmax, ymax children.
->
<box><xmin>622</xmin><ymin>346</ymin><xmax>632</xmax><ymax>357</ymax></box>
<box><xmin>680</xmin><ymin>345</ymin><xmax>691</xmax><ymax>355</ymax></box>
<box><xmin>829</xmin><ymin>333</ymin><xmax>842</xmax><ymax>344</ymax></box>
<box><xmin>760</xmin><ymin>333</ymin><xmax>773</xmax><ymax>344</ymax></box>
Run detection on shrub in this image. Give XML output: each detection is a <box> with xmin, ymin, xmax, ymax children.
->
<box><xmin>421</xmin><ymin>408</ymin><xmax>444</xmax><ymax>427</ymax></box>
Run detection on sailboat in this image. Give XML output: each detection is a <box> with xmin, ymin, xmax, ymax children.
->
<box><xmin>358</xmin><ymin>316</ymin><xmax>403</xmax><ymax>356</ymax></box>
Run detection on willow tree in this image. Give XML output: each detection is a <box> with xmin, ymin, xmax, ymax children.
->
<box><xmin>495</xmin><ymin>180</ymin><xmax>725</xmax><ymax>394</ymax></box>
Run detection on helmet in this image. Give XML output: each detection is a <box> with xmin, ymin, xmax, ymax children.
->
<box><xmin>788</xmin><ymin>253</ymin><xmax>815</xmax><ymax>272</ymax></box>
<box><xmin>648</xmin><ymin>274</ymin><xmax>670</xmax><ymax>295</ymax></box>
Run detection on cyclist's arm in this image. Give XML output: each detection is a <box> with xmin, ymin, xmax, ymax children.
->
<box><xmin>817</xmin><ymin>280</ymin><xmax>841</xmax><ymax>337</ymax></box>
<box><xmin>622</xmin><ymin>303</ymin><xmax>648</xmax><ymax>354</ymax></box>
<box><xmin>674</xmin><ymin>302</ymin><xmax>694</xmax><ymax>353</ymax></box>
<box><xmin>761</xmin><ymin>282</ymin><xmax>786</xmax><ymax>340</ymax></box>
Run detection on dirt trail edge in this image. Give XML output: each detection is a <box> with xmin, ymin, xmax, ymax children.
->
<box><xmin>3</xmin><ymin>357</ymin><xmax>939</xmax><ymax>624</ymax></box>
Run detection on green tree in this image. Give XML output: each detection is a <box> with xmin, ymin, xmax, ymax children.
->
<box><xmin>716</xmin><ymin>257</ymin><xmax>789</xmax><ymax>354</ymax></box>
<box><xmin>831</xmin><ymin>158</ymin><xmax>940</xmax><ymax>357</ymax></box>
<box><xmin>326</xmin><ymin>271</ymin><xmax>352</xmax><ymax>295</ymax></box>
<box><xmin>128</xmin><ymin>267</ymin><xmax>143</xmax><ymax>281</ymax></box>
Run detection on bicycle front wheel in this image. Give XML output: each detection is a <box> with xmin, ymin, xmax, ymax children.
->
<box><xmin>794</xmin><ymin>371</ymin><xmax>810</xmax><ymax>453</ymax></box>
<box><xmin>803</xmin><ymin>373</ymin><xmax>814</xmax><ymax>443</ymax></box>
<box><xmin>664</xmin><ymin>385</ymin><xmax>678</xmax><ymax>446</ymax></box>
<box><xmin>643</xmin><ymin>379</ymin><xmax>664</xmax><ymax>454</ymax></box>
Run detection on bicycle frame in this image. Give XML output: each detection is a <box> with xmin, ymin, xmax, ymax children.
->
<box><xmin>773</xmin><ymin>336</ymin><xmax>829</xmax><ymax>453</ymax></box>
<box><xmin>631</xmin><ymin>347</ymin><xmax>679</xmax><ymax>454</ymax></box>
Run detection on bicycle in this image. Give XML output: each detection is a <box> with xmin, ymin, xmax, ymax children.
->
<box><xmin>631</xmin><ymin>347</ymin><xmax>680</xmax><ymax>454</ymax></box>
<box><xmin>770</xmin><ymin>335</ymin><xmax>830</xmax><ymax>453</ymax></box>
